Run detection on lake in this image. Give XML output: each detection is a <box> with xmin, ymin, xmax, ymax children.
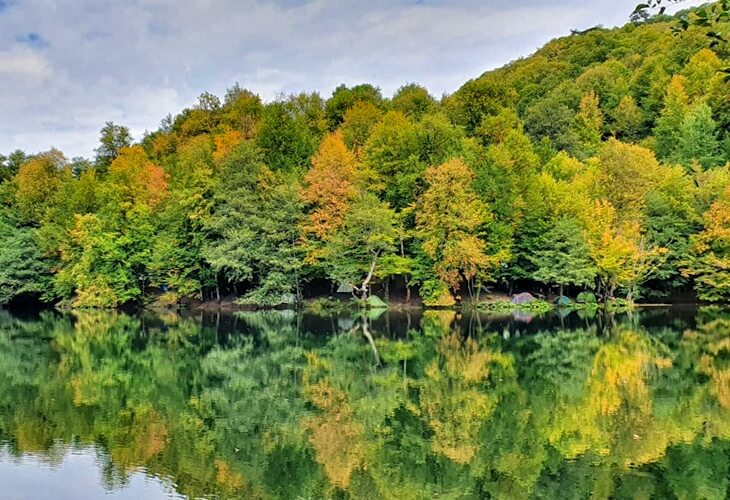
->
<box><xmin>0</xmin><ymin>306</ymin><xmax>727</xmax><ymax>499</ymax></box>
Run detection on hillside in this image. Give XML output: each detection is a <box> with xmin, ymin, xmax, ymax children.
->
<box><xmin>1</xmin><ymin>6</ymin><xmax>729</xmax><ymax>308</ymax></box>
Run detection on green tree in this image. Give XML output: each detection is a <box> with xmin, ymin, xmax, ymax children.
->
<box><xmin>257</xmin><ymin>101</ymin><xmax>316</xmax><ymax>172</ymax></box>
<box><xmin>325</xmin><ymin>84</ymin><xmax>383</xmax><ymax>130</ymax></box>
<box><xmin>321</xmin><ymin>193</ymin><xmax>398</xmax><ymax>300</ymax></box>
<box><xmin>204</xmin><ymin>143</ymin><xmax>304</xmax><ymax>305</ymax></box>
<box><xmin>673</xmin><ymin>103</ymin><xmax>722</xmax><ymax>170</ymax></box>
<box><xmin>95</xmin><ymin>122</ymin><xmax>132</xmax><ymax>174</ymax></box>
<box><xmin>391</xmin><ymin>83</ymin><xmax>436</xmax><ymax>121</ymax></box>
<box><xmin>611</xmin><ymin>95</ymin><xmax>643</xmax><ymax>140</ymax></box>
<box><xmin>0</xmin><ymin>218</ymin><xmax>51</xmax><ymax>304</ymax></box>
<box><xmin>654</xmin><ymin>76</ymin><xmax>689</xmax><ymax>162</ymax></box>
<box><xmin>530</xmin><ymin>217</ymin><xmax>597</xmax><ymax>296</ymax></box>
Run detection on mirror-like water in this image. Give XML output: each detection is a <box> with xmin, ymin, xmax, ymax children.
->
<box><xmin>0</xmin><ymin>306</ymin><xmax>727</xmax><ymax>499</ymax></box>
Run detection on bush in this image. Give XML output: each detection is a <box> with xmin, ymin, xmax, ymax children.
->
<box><xmin>576</xmin><ymin>291</ymin><xmax>597</xmax><ymax>304</ymax></box>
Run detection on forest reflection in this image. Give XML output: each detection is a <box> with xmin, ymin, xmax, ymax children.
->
<box><xmin>0</xmin><ymin>306</ymin><xmax>727</xmax><ymax>499</ymax></box>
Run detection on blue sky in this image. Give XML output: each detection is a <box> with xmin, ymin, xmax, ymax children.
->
<box><xmin>0</xmin><ymin>0</ymin><xmax>701</xmax><ymax>157</ymax></box>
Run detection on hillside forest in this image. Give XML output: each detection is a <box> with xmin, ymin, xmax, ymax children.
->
<box><xmin>1</xmin><ymin>5</ymin><xmax>730</xmax><ymax>308</ymax></box>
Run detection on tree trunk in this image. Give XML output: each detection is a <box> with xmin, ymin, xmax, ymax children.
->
<box><xmin>361</xmin><ymin>319</ymin><xmax>380</xmax><ymax>365</ymax></box>
<box><xmin>357</xmin><ymin>250</ymin><xmax>380</xmax><ymax>301</ymax></box>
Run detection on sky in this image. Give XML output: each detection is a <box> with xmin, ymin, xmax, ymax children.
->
<box><xmin>0</xmin><ymin>0</ymin><xmax>702</xmax><ymax>158</ymax></box>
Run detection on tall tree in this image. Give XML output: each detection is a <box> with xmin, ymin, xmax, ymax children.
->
<box><xmin>654</xmin><ymin>76</ymin><xmax>689</xmax><ymax>162</ymax></box>
<box><xmin>204</xmin><ymin>143</ymin><xmax>304</xmax><ymax>305</ymax></box>
<box><xmin>673</xmin><ymin>103</ymin><xmax>722</xmax><ymax>170</ymax></box>
<box><xmin>321</xmin><ymin>193</ymin><xmax>397</xmax><ymax>300</ymax></box>
<box><xmin>530</xmin><ymin>217</ymin><xmax>597</xmax><ymax>296</ymax></box>
<box><xmin>683</xmin><ymin>187</ymin><xmax>730</xmax><ymax>302</ymax></box>
<box><xmin>417</xmin><ymin>159</ymin><xmax>494</xmax><ymax>301</ymax></box>
<box><xmin>301</xmin><ymin>132</ymin><xmax>361</xmax><ymax>251</ymax></box>
<box><xmin>95</xmin><ymin>122</ymin><xmax>132</xmax><ymax>174</ymax></box>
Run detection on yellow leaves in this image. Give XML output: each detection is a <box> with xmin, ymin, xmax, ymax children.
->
<box><xmin>581</xmin><ymin>199</ymin><xmax>666</xmax><ymax>295</ymax></box>
<box><xmin>108</xmin><ymin>146</ymin><xmax>168</xmax><ymax>209</ymax></box>
<box><xmin>417</xmin><ymin>158</ymin><xmax>494</xmax><ymax>293</ymax></box>
<box><xmin>14</xmin><ymin>149</ymin><xmax>67</xmax><ymax>220</ymax></box>
<box><xmin>597</xmin><ymin>139</ymin><xmax>661</xmax><ymax>220</ymax></box>
<box><xmin>301</xmin><ymin>132</ymin><xmax>360</xmax><ymax>241</ymax></box>
<box><xmin>578</xmin><ymin>90</ymin><xmax>604</xmax><ymax>133</ymax></box>
<box><xmin>212</xmin><ymin>130</ymin><xmax>243</xmax><ymax>163</ymax></box>
<box><xmin>215</xmin><ymin>459</ymin><xmax>246</xmax><ymax>492</ymax></box>
<box><xmin>683</xmin><ymin>185</ymin><xmax>730</xmax><ymax>300</ymax></box>
<box><xmin>419</xmin><ymin>333</ymin><xmax>509</xmax><ymax>464</ymax></box>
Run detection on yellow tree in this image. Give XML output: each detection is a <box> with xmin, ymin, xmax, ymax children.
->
<box><xmin>300</xmin><ymin>132</ymin><xmax>361</xmax><ymax>244</ymax></box>
<box><xmin>417</xmin><ymin>158</ymin><xmax>495</xmax><ymax>301</ymax></box>
<box><xmin>14</xmin><ymin>149</ymin><xmax>67</xmax><ymax>221</ymax></box>
<box><xmin>683</xmin><ymin>186</ymin><xmax>730</xmax><ymax>302</ymax></box>
<box><xmin>582</xmin><ymin>201</ymin><xmax>666</xmax><ymax>301</ymax></box>
<box><xmin>107</xmin><ymin>146</ymin><xmax>168</xmax><ymax>210</ymax></box>
<box><xmin>596</xmin><ymin>139</ymin><xmax>661</xmax><ymax>222</ymax></box>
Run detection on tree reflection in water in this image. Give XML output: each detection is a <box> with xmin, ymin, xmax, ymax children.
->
<box><xmin>0</xmin><ymin>306</ymin><xmax>727</xmax><ymax>499</ymax></box>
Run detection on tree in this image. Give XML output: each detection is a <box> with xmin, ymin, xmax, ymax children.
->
<box><xmin>673</xmin><ymin>103</ymin><xmax>722</xmax><ymax>170</ymax></box>
<box><xmin>0</xmin><ymin>219</ymin><xmax>51</xmax><ymax>304</ymax></box>
<box><xmin>391</xmin><ymin>83</ymin><xmax>436</xmax><ymax>121</ymax></box>
<box><xmin>683</xmin><ymin>187</ymin><xmax>730</xmax><ymax>301</ymax></box>
<box><xmin>363</xmin><ymin>111</ymin><xmax>422</xmax><ymax>210</ymax></box>
<box><xmin>597</xmin><ymin>139</ymin><xmax>661</xmax><ymax>221</ymax></box>
<box><xmin>95</xmin><ymin>122</ymin><xmax>132</xmax><ymax>174</ymax></box>
<box><xmin>107</xmin><ymin>146</ymin><xmax>168</xmax><ymax>209</ymax></box>
<box><xmin>582</xmin><ymin>201</ymin><xmax>666</xmax><ymax>300</ymax></box>
<box><xmin>530</xmin><ymin>217</ymin><xmax>597</xmax><ymax>296</ymax></box>
<box><xmin>321</xmin><ymin>193</ymin><xmax>397</xmax><ymax>300</ymax></box>
<box><xmin>14</xmin><ymin>149</ymin><xmax>66</xmax><ymax>222</ymax></box>
<box><xmin>149</xmin><ymin>135</ymin><xmax>216</xmax><ymax>299</ymax></box>
<box><xmin>0</xmin><ymin>150</ymin><xmax>27</xmax><ymax>181</ymax></box>
<box><xmin>611</xmin><ymin>95</ymin><xmax>642</xmax><ymax>140</ymax></box>
<box><xmin>204</xmin><ymin>144</ymin><xmax>304</xmax><ymax>305</ymax></box>
<box><xmin>573</xmin><ymin>91</ymin><xmax>604</xmax><ymax>158</ymax></box>
<box><xmin>681</xmin><ymin>49</ymin><xmax>722</xmax><ymax>98</ymax></box>
<box><xmin>654</xmin><ymin>76</ymin><xmax>689</xmax><ymax>161</ymax></box>
<box><xmin>221</xmin><ymin>83</ymin><xmax>263</xmax><ymax>139</ymax></box>
<box><xmin>417</xmin><ymin>159</ymin><xmax>494</xmax><ymax>300</ymax></box>
<box><xmin>446</xmin><ymin>76</ymin><xmax>516</xmax><ymax>135</ymax></box>
<box><xmin>301</xmin><ymin>132</ymin><xmax>361</xmax><ymax>244</ymax></box>
<box><xmin>340</xmin><ymin>101</ymin><xmax>383</xmax><ymax>153</ymax></box>
<box><xmin>325</xmin><ymin>84</ymin><xmax>383</xmax><ymax>130</ymax></box>
<box><xmin>257</xmin><ymin>101</ymin><xmax>316</xmax><ymax>172</ymax></box>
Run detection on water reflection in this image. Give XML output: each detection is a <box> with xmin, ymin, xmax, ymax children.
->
<box><xmin>0</xmin><ymin>306</ymin><xmax>727</xmax><ymax>499</ymax></box>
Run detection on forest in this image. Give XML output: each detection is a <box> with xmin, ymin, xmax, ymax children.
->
<box><xmin>1</xmin><ymin>4</ymin><xmax>730</xmax><ymax>308</ymax></box>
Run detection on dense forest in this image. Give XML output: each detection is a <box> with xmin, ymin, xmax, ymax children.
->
<box><xmin>1</xmin><ymin>5</ymin><xmax>730</xmax><ymax>308</ymax></box>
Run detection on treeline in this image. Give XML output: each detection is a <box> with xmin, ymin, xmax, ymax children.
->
<box><xmin>1</xmin><ymin>8</ymin><xmax>730</xmax><ymax>307</ymax></box>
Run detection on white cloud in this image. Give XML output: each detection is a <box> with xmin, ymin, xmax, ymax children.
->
<box><xmin>0</xmin><ymin>46</ymin><xmax>51</xmax><ymax>78</ymax></box>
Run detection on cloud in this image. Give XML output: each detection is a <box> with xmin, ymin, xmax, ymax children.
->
<box><xmin>0</xmin><ymin>47</ymin><xmax>51</xmax><ymax>78</ymax></box>
<box><xmin>0</xmin><ymin>0</ymin><xmax>706</xmax><ymax>157</ymax></box>
<box><xmin>15</xmin><ymin>32</ymin><xmax>49</xmax><ymax>49</ymax></box>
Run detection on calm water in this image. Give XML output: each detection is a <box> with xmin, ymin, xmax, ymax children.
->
<box><xmin>0</xmin><ymin>306</ymin><xmax>727</xmax><ymax>499</ymax></box>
